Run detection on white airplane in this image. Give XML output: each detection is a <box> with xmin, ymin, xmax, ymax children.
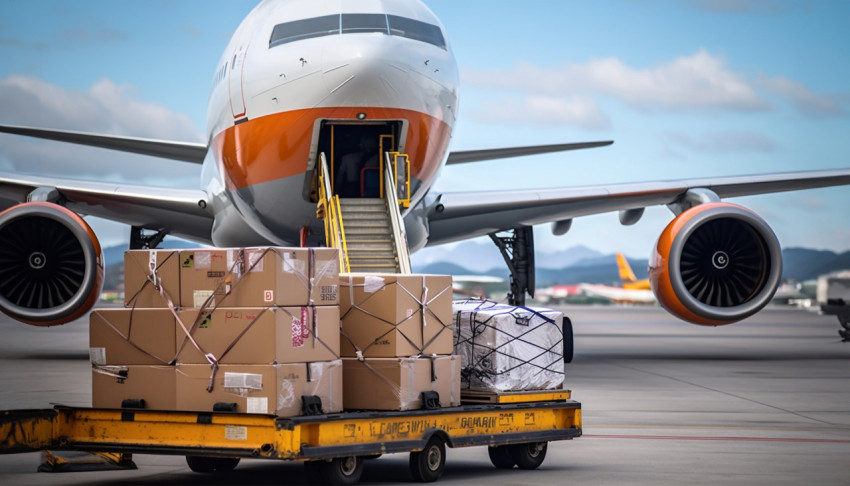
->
<box><xmin>1</xmin><ymin>0</ymin><xmax>849</xmax><ymax>329</ymax></box>
<box><xmin>578</xmin><ymin>284</ymin><xmax>656</xmax><ymax>306</ymax></box>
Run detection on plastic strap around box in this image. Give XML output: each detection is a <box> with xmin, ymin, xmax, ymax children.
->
<box><xmin>340</xmin><ymin>276</ymin><xmax>453</xmax><ymax>357</ymax></box>
<box><xmin>94</xmin><ymin>309</ymin><xmax>170</xmax><ymax>365</ymax></box>
<box><xmin>123</xmin><ymin>250</ymin><xmax>178</xmax><ymax>307</ymax></box>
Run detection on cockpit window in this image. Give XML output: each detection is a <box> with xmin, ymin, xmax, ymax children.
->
<box><xmin>342</xmin><ymin>14</ymin><xmax>388</xmax><ymax>34</ymax></box>
<box><xmin>269</xmin><ymin>15</ymin><xmax>340</xmax><ymax>48</ymax></box>
<box><xmin>387</xmin><ymin>15</ymin><xmax>446</xmax><ymax>50</ymax></box>
<box><xmin>269</xmin><ymin>14</ymin><xmax>446</xmax><ymax>50</ymax></box>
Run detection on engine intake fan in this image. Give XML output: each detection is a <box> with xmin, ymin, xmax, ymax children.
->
<box><xmin>0</xmin><ymin>202</ymin><xmax>104</xmax><ymax>326</ymax></box>
<box><xmin>649</xmin><ymin>202</ymin><xmax>782</xmax><ymax>326</ymax></box>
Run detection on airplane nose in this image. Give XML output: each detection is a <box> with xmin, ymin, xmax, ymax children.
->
<box><xmin>320</xmin><ymin>36</ymin><xmax>414</xmax><ymax>105</ymax></box>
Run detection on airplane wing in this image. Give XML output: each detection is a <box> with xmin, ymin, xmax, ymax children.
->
<box><xmin>425</xmin><ymin>168</ymin><xmax>850</xmax><ymax>246</ymax></box>
<box><xmin>0</xmin><ymin>172</ymin><xmax>213</xmax><ymax>243</ymax></box>
<box><xmin>0</xmin><ymin>124</ymin><xmax>207</xmax><ymax>164</ymax></box>
<box><xmin>446</xmin><ymin>141</ymin><xmax>613</xmax><ymax>165</ymax></box>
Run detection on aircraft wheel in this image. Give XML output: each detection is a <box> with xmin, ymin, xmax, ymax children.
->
<box><xmin>185</xmin><ymin>456</ymin><xmax>239</xmax><ymax>473</ymax></box>
<box><xmin>509</xmin><ymin>442</ymin><xmax>547</xmax><ymax>470</ymax></box>
<box><xmin>409</xmin><ymin>435</ymin><xmax>446</xmax><ymax>482</ymax></box>
<box><xmin>487</xmin><ymin>445</ymin><xmax>516</xmax><ymax>469</ymax></box>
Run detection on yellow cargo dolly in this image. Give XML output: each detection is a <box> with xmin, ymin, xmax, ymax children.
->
<box><xmin>1</xmin><ymin>390</ymin><xmax>580</xmax><ymax>484</ymax></box>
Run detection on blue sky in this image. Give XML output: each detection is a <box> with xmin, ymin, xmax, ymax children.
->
<box><xmin>0</xmin><ymin>0</ymin><xmax>848</xmax><ymax>262</ymax></box>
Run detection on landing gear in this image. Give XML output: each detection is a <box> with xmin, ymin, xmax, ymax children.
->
<box><xmin>489</xmin><ymin>227</ymin><xmax>535</xmax><ymax>306</ymax></box>
<box><xmin>130</xmin><ymin>226</ymin><xmax>167</xmax><ymax>250</ymax></box>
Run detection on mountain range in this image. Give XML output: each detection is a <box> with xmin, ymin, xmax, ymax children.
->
<box><xmin>100</xmin><ymin>240</ymin><xmax>850</xmax><ymax>290</ymax></box>
<box><xmin>410</xmin><ymin>241</ymin><xmax>850</xmax><ymax>286</ymax></box>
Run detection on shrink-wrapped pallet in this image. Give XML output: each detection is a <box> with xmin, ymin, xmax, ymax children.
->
<box><xmin>452</xmin><ymin>300</ymin><xmax>564</xmax><ymax>392</ymax></box>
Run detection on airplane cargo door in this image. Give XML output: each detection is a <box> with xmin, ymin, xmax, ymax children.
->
<box><xmin>228</xmin><ymin>45</ymin><xmax>247</xmax><ymax>119</ymax></box>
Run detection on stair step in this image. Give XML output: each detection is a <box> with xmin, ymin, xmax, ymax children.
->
<box><xmin>343</xmin><ymin>226</ymin><xmax>392</xmax><ymax>235</ymax></box>
<box><xmin>342</xmin><ymin>218</ymin><xmax>389</xmax><ymax>228</ymax></box>
<box><xmin>349</xmin><ymin>264</ymin><xmax>400</xmax><ymax>272</ymax></box>
<box><xmin>346</xmin><ymin>243</ymin><xmax>394</xmax><ymax>251</ymax></box>
<box><xmin>339</xmin><ymin>198</ymin><xmax>384</xmax><ymax>205</ymax></box>
<box><xmin>341</xmin><ymin>212</ymin><xmax>389</xmax><ymax>221</ymax></box>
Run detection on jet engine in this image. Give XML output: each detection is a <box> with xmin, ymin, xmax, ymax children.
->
<box><xmin>649</xmin><ymin>202</ymin><xmax>782</xmax><ymax>326</ymax></box>
<box><xmin>0</xmin><ymin>202</ymin><xmax>104</xmax><ymax>326</ymax></box>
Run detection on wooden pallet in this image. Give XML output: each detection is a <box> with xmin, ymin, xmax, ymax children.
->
<box><xmin>460</xmin><ymin>388</ymin><xmax>571</xmax><ymax>404</ymax></box>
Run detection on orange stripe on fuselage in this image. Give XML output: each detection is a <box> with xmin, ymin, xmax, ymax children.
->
<box><xmin>212</xmin><ymin>107</ymin><xmax>452</xmax><ymax>191</ymax></box>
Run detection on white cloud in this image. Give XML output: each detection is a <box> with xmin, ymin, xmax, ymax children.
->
<box><xmin>465</xmin><ymin>49</ymin><xmax>770</xmax><ymax>115</ymax></box>
<box><xmin>666</xmin><ymin>130</ymin><xmax>777</xmax><ymax>154</ymax></box>
<box><xmin>690</xmin><ymin>0</ymin><xmax>805</xmax><ymax>15</ymax></box>
<box><xmin>0</xmin><ymin>75</ymin><xmax>203</xmax><ymax>141</ymax></box>
<box><xmin>0</xmin><ymin>75</ymin><xmax>203</xmax><ymax>187</ymax></box>
<box><xmin>759</xmin><ymin>75</ymin><xmax>846</xmax><ymax>117</ymax></box>
<box><xmin>467</xmin><ymin>95</ymin><xmax>610</xmax><ymax>129</ymax></box>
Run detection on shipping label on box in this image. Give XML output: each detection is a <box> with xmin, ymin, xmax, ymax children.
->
<box><xmin>92</xmin><ymin>365</ymin><xmax>176</xmax><ymax>410</ymax></box>
<box><xmin>453</xmin><ymin>300</ymin><xmax>564</xmax><ymax>392</ymax></box>
<box><xmin>175</xmin><ymin>361</ymin><xmax>342</xmax><ymax>416</ymax></box>
<box><xmin>124</xmin><ymin>250</ymin><xmax>181</xmax><ymax>308</ymax></box>
<box><xmin>180</xmin><ymin>248</ymin><xmax>340</xmax><ymax>309</ymax></box>
<box><xmin>339</xmin><ymin>274</ymin><xmax>453</xmax><ymax>358</ymax></box>
<box><xmin>90</xmin><ymin>308</ymin><xmax>177</xmax><ymax>365</ymax></box>
<box><xmin>342</xmin><ymin>356</ymin><xmax>460</xmax><ymax>411</ymax></box>
<box><xmin>175</xmin><ymin>306</ymin><xmax>340</xmax><ymax>365</ymax></box>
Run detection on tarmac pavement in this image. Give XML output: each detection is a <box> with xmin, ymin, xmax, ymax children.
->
<box><xmin>1</xmin><ymin>304</ymin><xmax>848</xmax><ymax>485</ymax></box>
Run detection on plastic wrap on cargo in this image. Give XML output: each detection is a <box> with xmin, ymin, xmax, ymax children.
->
<box><xmin>453</xmin><ymin>300</ymin><xmax>564</xmax><ymax>392</ymax></box>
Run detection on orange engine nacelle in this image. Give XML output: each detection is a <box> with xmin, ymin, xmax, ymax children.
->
<box><xmin>0</xmin><ymin>202</ymin><xmax>104</xmax><ymax>326</ymax></box>
<box><xmin>649</xmin><ymin>202</ymin><xmax>782</xmax><ymax>326</ymax></box>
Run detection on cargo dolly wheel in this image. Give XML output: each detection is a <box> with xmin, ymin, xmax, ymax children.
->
<box><xmin>305</xmin><ymin>456</ymin><xmax>364</xmax><ymax>485</ymax></box>
<box><xmin>487</xmin><ymin>445</ymin><xmax>516</xmax><ymax>469</ymax></box>
<box><xmin>509</xmin><ymin>442</ymin><xmax>548</xmax><ymax>470</ymax></box>
<box><xmin>409</xmin><ymin>435</ymin><xmax>446</xmax><ymax>482</ymax></box>
<box><xmin>185</xmin><ymin>455</ymin><xmax>240</xmax><ymax>473</ymax></box>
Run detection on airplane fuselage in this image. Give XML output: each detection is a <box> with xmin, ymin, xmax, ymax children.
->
<box><xmin>200</xmin><ymin>0</ymin><xmax>459</xmax><ymax>249</ymax></box>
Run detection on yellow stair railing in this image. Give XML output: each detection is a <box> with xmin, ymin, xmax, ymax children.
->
<box><xmin>316</xmin><ymin>152</ymin><xmax>350</xmax><ymax>273</ymax></box>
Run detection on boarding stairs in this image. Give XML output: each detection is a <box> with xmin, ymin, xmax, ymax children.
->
<box><xmin>317</xmin><ymin>152</ymin><xmax>411</xmax><ymax>274</ymax></box>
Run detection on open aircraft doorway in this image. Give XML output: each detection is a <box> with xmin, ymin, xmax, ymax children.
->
<box><xmin>317</xmin><ymin>121</ymin><xmax>402</xmax><ymax>199</ymax></box>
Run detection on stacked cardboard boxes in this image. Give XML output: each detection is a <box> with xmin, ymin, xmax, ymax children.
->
<box><xmin>452</xmin><ymin>300</ymin><xmax>565</xmax><ymax>393</ymax></box>
<box><xmin>92</xmin><ymin>247</ymin><xmax>343</xmax><ymax>416</ymax></box>
<box><xmin>339</xmin><ymin>273</ymin><xmax>461</xmax><ymax>410</ymax></box>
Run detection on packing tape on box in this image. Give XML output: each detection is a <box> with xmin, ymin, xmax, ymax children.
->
<box><xmin>92</xmin><ymin>364</ymin><xmax>129</xmax><ymax>381</ymax></box>
<box><xmin>223</xmin><ymin>371</ymin><xmax>263</xmax><ymax>397</ymax></box>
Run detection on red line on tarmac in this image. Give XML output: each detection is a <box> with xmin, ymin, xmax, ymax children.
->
<box><xmin>583</xmin><ymin>434</ymin><xmax>850</xmax><ymax>444</ymax></box>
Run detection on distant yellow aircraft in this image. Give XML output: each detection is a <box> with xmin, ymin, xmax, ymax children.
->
<box><xmin>616</xmin><ymin>253</ymin><xmax>651</xmax><ymax>291</ymax></box>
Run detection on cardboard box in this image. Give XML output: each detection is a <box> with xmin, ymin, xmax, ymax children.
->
<box><xmin>453</xmin><ymin>300</ymin><xmax>564</xmax><ymax>392</ymax></box>
<box><xmin>339</xmin><ymin>274</ymin><xmax>453</xmax><ymax>357</ymax></box>
<box><xmin>92</xmin><ymin>365</ymin><xmax>176</xmax><ymax>409</ymax></box>
<box><xmin>179</xmin><ymin>248</ymin><xmax>339</xmax><ymax>309</ymax></box>
<box><xmin>175</xmin><ymin>361</ymin><xmax>342</xmax><ymax>416</ymax></box>
<box><xmin>342</xmin><ymin>356</ymin><xmax>460</xmax><ymax>411</ymax></box>
<box><xmin>124</xmin><ymin>250</ymin><xmax>181</xmax><ymax>308</ymax></box>
<box><xmin>90</xmin><ymin>309</ymin><xmax>177</xmax><ymax>365</ymax></box>
<box><xmin>175</xmin><ymin>306</ymin><xmax>340</xmax><ymax>365</ymax></box>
